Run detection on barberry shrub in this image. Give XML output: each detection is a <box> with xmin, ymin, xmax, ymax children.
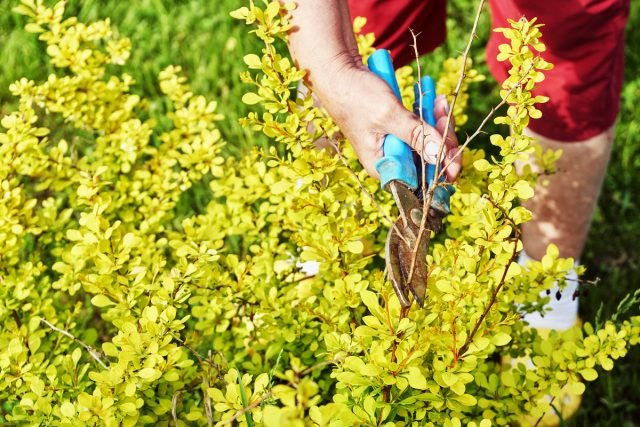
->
<box><xmin>1</xmin><ymin>1</ymin><xmax>638</xmax><ymax>426</ymax></box>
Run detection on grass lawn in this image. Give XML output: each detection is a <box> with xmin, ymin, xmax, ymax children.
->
<box><xmin>1</xmin><ymin>0</ymin><xmax>638</xmax><ymax>425</ymax></box>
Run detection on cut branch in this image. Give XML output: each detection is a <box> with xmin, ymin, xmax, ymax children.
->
<box><xmin>439</xmin><ymin>62</ymin><xmax>536</xmax><ymax>177</ymax></box>
<box><xmin>406</xmin><ymin>0</ymin><xmax>486</xmax><ymax>285</ymax></box>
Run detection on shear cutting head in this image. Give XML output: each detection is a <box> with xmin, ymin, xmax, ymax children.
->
<box><xmin>385</xmin><ymin>181</ymin><xmax>445</xmax><ymax>308</ymax></box>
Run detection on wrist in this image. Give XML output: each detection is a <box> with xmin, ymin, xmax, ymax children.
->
<box><xmin>306</xmin><ymin>49</ymin><xmax>365</xmax><ymax>91</ymax></box>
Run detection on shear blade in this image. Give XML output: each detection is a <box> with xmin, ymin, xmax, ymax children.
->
<box><xmin>385</xmin><ymin>219</ymin><xmax>429</xmax><ymax>308</ymax></box>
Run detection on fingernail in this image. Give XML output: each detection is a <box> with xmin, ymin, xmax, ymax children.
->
<box><xmin>425</xmin><ymin>140</ymin><xmax>439</xmax><ymax>164</ymax></box>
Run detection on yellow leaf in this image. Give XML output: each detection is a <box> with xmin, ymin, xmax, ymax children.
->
<box><xmin>242</xmin><ymin>92</ymin><xmax>262</xmax><ymax>105</ymax></box>
<box><xmin>91</xmin><ymin>294</ymin><xmax>115</xmax><ymax>308</ymax></box>
<box><xmin>580</xmin><ymin>368</ymin><xmax>598</xmax><ymax>381</ymax></box>
<box><xmin>345</xmin><ymin>240</ymin><xmax>363</xmax><ymax>254</ymax></box>
<box><xmin>60</xmin><ymin>402</ymin><xmax>75</xmax><ymax>417</ymax></box>
<box><xmin>243</xmin><ymin>54</ymin><xmax>261</xmax><ymax>68</ymax></box>
<box><xmin>491</xmin><ymin>332</ymin><xmax>512</xmax><ymax>346</ymax></box>
<box><xmin>138</xmin><ymin>368</ymin><xmax>159</xmax><ymax>380</ymax></box>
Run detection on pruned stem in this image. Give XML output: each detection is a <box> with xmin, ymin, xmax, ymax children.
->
<box><xmin>406</xmin><ymin>0</ymin><xmax>486</xmax><ymax>286</ymax></box>
<box><xmin>439</xmin><ymin>62</ymin><xmax>535</xmax><ymax>176</ymax></box>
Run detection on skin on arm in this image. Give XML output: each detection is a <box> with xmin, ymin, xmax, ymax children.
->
<box><xmin>286</xmin><ymin>0</ymin><xmax>460</xmax><ymax>181</ymax></box>
<box><xmin>519</xmin><ymin>126</ymin><xmax>614</xmax><ymax>261</ymax></box>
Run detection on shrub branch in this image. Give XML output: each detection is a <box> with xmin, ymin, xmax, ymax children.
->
<box><xmin>406</xmin><ymin>0</ymin><xmax>486</xmax><ymax>286</ymax></box>
<box><xmin>40</xmin><ymin>318</ymin><xmax>108</xmax><ymax>370</ymax></box>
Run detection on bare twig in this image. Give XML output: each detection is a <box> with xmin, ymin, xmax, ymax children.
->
<box><xmin>171</xmin><ymin>332</ymin><xmax>216</xmax><ymax>366</ymax></box>
<box><xmin>441</xmin><ymin>96</ymin><xmax>509</xmax><ymax>175</ymax></box>
<box><xmin>439</xmin><ymin>62</ymin><xmax>536</xmax><ymax>177</ymax></box>
<box><xmin>299</xmin><ymin>357</ymin><xmax>343</xmax><ymax>376</ymax></box>
<box><xmin>204</xmin><ymin>356</ymin><xmax>215</xmax><ymax>427</ymax></box>
<box><xmin>40</xmin><ymin>318</ymin><xmax>108</xmax><ymax>370</ymax></box>
<box><xmin>287</xmin><ymin>273</ymin><xmax>317</xmax><ymax>283</ymax></box>
<box><xmin>223</xmin><ymin>391</ymin><xmax>272</xmax><ymax>425</ymax></box>
<box><xmin>409</xmin><ymin>28</ymin><xmax>429</xmax><ymax>215</ymax></box>
<box><xmin>406</xmin><ymin>0</ymin><xmax>487</xmax><ymax>285</ymax></box>
<box><xmin>403</xmin><ymin>28</ymin><xmax>433</xmax><ymax>289</ymax></box>
<box><xmin>433</xmin><ymin>0</ymin><xmax>486</xmax><ymax>180</ymax></box>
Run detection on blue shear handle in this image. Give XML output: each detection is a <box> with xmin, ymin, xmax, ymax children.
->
<box><xmin>367</xmin><ymin>49</ymin><xmax>418</xmax><ymax>191</ymax></box>
<box><xmin>414</xmin><ymin>76</ymin><xmax>436</xmax><ymax>127</ymax></box>
<box><xmin>414</xmin><ymin>76</ymin><xmax>455</xmax><ymax>215</ymax></box>
<box><xmin>414</xmin><ymin>76</ymin><xmax>437</xmax><ymax>187</ymax></box>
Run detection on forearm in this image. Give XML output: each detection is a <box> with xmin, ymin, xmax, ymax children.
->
<box><xmin>287</xmin><ymin>0</ymin><xmax>362</xmax><ymax>90</ymax></box>
<box><xmin>283</xmin><ymin>1</ymin><xmax>457</xmax><ymax>180</ymax></box>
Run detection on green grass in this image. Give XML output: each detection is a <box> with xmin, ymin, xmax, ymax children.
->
<box><xmin>1</xmin><ymin>0</ymin><xmax>639</xmax><ymax>424</ymax></box>
<box><xmin>0</xmin><ymin>0</ymin><xmax>263</xmax><ymax>156</ymax></box>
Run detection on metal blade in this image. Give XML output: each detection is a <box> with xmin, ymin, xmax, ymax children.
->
<box><xmin>385</xmin><ymin>182</ymin><xmax>432</xmax><ymax>307</ymax></box>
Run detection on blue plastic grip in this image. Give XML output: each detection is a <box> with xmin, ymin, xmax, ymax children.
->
<box><xmin>368</xmin><ymin>49</ymin><xmax>403</xmax><ymax>100</ymax></box>
<box><xmin>413</xmin><ymin>76</ymin><xmax>455</xmax><ymax>215</ymax></box>
<box><xmin>414</xmin><ymin>76</ymin><xmax>437</xmax><ymax>188</ymax></box>
<box><xmin>367</xmin><ymin>50</ymin><xmax>418</xmax><ymax>191</ymax></box>
<box><xmin>414</xmin><ymin>76</ymin><xmax>436</xmax><ymax>127</ymax></box>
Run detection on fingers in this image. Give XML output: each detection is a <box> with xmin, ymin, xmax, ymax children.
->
<box><xmin>435</xmin><ymin>114</ymin><xmax>462</xmax><ymax>182</ymax></box>
<box><xmin>434</xmin><ymin>95</ymin><xmax>450</xmax><ymax>122</ymax></box>
<box><xmin>384</xmin><ymin>102</ymin><xmax>442</xmax><ymax>159</ymax></box>
<box><xmin>444</xmin><ymin>147</ymin><xmax>462</xmax><ymax>182</ymax></box>
<box><xmin>334</xmin><ymin>71</ymin><xmax>463</xmax><ymax>182</ymax></box>
<box><xmin>383</xmin><ymin>99</ymin><xmax>462</xmax><ymax>181</ymax></box>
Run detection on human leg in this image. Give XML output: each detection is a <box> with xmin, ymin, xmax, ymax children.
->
<box><xmin>521</xmin><ymin>127</ymin><xmax>614</xmax><ymax>263</ymax></box>
<box><xmin>486</xmin><ymin>0</ymin><xmax>628</xmax><ymax>266</ymax></box>
<box><xmin>519</xmin><ymin>127</ymin><xmax>614</xmax><ymax>331</ymax></box>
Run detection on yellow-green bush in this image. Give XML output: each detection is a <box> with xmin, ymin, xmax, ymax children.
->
<box><xmin>1</xmin><ymin>1</ymin><xmax>638</xmax><ymax>426</ymax></box>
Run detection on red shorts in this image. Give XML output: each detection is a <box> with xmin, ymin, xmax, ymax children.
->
<box><xmin>347</xmin><ymin>0</ymin><xmax>630</xmax><ymax>142</ymax></box>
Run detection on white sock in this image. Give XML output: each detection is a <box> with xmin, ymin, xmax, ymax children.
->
<box><xmin>519</xmin><ymin>250</ymin><xmax>579</xmax><ymax>331</ymax></box>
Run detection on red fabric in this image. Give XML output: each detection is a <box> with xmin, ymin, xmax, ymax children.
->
<box><xmin>348</xmin><ymin>0</ymin><xmax>629</xmax><ymax>142</ymax></box>
<box><xmin>347</xmin><ymin>0</ymin><xmax>447</xmax><ymax>68</ymax></box>
<box><xmin>486</xmin><ymin>0</ymin><xmax>629</xmax><ymax>141</ymax></box>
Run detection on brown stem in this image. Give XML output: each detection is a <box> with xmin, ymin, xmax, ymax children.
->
<box><xmin>172</xmin><ymin>391</ymin><xmax>183</xmax><ymax>427</ymax></box>
<box><xmin>451</xmin><ymin>315</ymin><xmax>458</xmax><ymax>367</ymax></box>
<box><xmin>433</xmin><ymin>0</ymin><xmax>486</xmax><ymax>180</ymax></box>
<box><xmin>409</xmin><ymin>28</ymin><xmax>429</xmax><ymax>223</ymax></box>
<box><xmin>223</xmin><ymin>391</ymin><xmax>273</xmax><ymax>425</ymax></box>
<box><xmin>406</xmin><ymin>0</ymin><xmax>486</xmax><ymax>285</ymax></box>
<box><xmin>457</xmin><ymin>231</ymin><xmax>520</xmax><ymax>357</ymax></box>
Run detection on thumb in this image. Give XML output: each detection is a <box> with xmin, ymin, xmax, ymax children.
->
<box><xmin>384</xmin><ymin>102</ymin><xmax>443</xmax><ymax>158</ymax></box>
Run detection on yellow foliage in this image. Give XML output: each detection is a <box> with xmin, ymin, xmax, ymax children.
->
<box><xmin>0</xmin><ymin>2</ymin><xmax>638</xmax><ymax>426</ymax></box>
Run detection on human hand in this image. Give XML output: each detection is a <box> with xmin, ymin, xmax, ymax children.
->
<box><xmin>286</xmin><ymin>1</ymin><xmax>461</xmax><ymax>182</ymax></box>
<box><xmin>310</xmin><ymin>64</ymin><xmax>461</xmax><ymax>181</ymax></box>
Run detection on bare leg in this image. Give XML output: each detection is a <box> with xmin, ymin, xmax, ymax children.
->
<box><xmin>521</xmin><ymin>126</ymin><xmax>614</xmax><ymax>261</ymax></box>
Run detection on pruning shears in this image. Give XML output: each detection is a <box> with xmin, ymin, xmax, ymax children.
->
<box><xmin>367</xmin><ymin>49</ymin><xmax>455</xmax><ymax>308</ymax></box>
